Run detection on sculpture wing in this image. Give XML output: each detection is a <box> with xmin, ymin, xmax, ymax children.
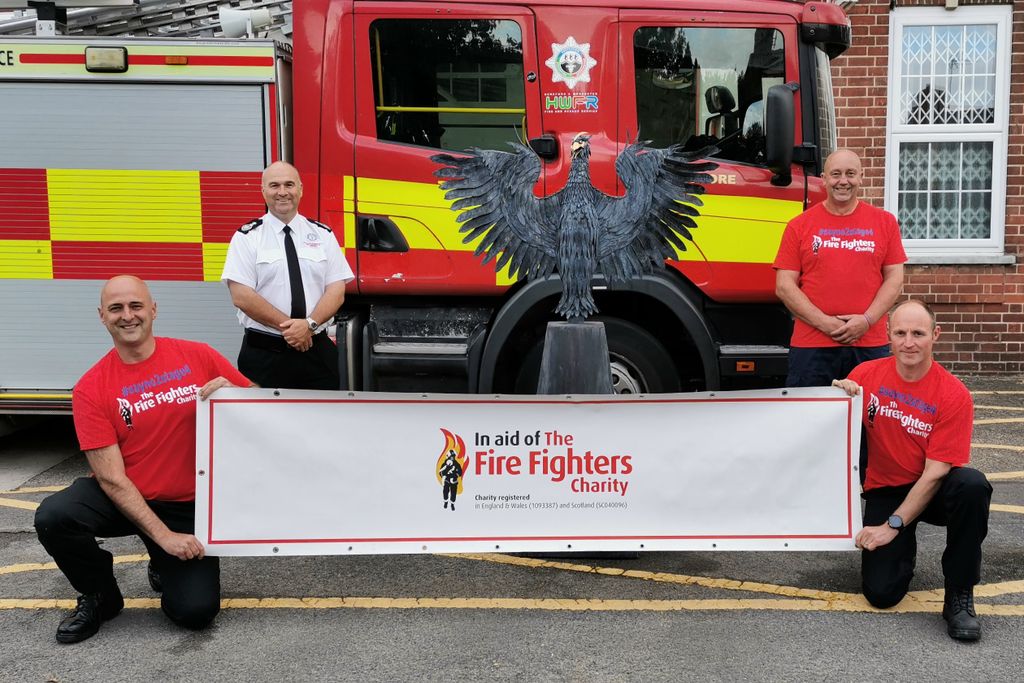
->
<box><xmin>432</xmin><ymin>143</ymin><xmax>558</xmax><ymax>281</ymax></box>
<box><xmin>596</xmin><ymin>142</ymin><xmax>718</xmax><ymax>282</ymax></box>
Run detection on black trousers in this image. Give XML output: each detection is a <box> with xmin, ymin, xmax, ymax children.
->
<box><xmin>238</xmin><ymin>330</ymin><xmax>340</xmax><ymax>390</ymax></box>
<box><xmin>34</xmin><ymin>478</ymin><xmax>220</xmax><ymax>629</ymax></box>
<box><xmin>786</xmin><ymin>345</ymin><xmax>889</xmax><ymax>387</ymax></box>
<box><xmin>860</xmin><ymin>467</ymin><xmax>992</xmax><ymax>609</ymax></box>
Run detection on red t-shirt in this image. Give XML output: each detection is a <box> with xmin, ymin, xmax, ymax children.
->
<box><xmin>773</xmin><ymin>201</ymin><xmax>907</xmax><ymax>348</ymax></box>
<box><xmin>847</xmin><ymin>357</ymin><xmax>972</xmax><ymax>491</ymax></box>
<box><xmin>72</xmin><ymin>338</ymin><xmax>251</xmax><ymax>502</ymax></box>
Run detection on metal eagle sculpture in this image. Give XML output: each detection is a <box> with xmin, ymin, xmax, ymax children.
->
<box><xmin>431</xmin><ymin>133</ymin><xmax>717</xmax><ymax>320</ymax></box>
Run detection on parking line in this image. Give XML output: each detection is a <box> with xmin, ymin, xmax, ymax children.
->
<box><xmin>987</xmin><ymin>471</ymin><xmax>1024</xmax><ymax>480</ymax></box>
<box><xmin>3</xmin><ymin>555</ymin><xmax>1023</xmax><ymax>615</ymax></box>
<box><xmin>1</xmin><ymin>596</ymin><xmax>1023</xmax><ymax>616</ymax></box>
<box><xmin>0</xmin><ymin>497</ymin><xmax>38</xmax><ymax>511</ymax></box>
<box><xmin>973</xmin><ymin>443</ymin><xmax>1024</xmax><ymax>452</ymax></box>
<box><xmin>447</xmin><ymin>552</ymin><xmax>855</xmax><ymax>600</ymax></box>
<box><xmin>0</xmin><ymin>486</ymin><xmax>66</xmax><ymax>495</ymax></box>
<box><xmin>0</xmin><ymin>554</ymin><xmax>147</xmax><ymax>577</ymax></box>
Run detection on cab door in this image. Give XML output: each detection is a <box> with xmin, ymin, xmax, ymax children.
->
<box><xmin>618</xmin><ymin>11</ymin><xmax>808</xmax><ymax>300</ymax></box>
<box><xmin>351</xmin><ymin>3</ymin><xmax>543</xmax><ymax>295</ymax></box>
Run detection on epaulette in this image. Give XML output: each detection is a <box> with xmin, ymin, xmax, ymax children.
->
<box><xmin>309</xmin><ymin>218</ymin><xmax>333</xmax><ymax>233</ymax></box>
<box><xmin>238</xmin><ymin>218</ymin><xmax>263</xmax><ymax>234</ymax></box>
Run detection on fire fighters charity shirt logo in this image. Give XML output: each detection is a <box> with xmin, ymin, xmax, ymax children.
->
<box><xmin>546</xmin><ymin>37</ymin><xmax>597</xmax><ymax>90</ymax></box>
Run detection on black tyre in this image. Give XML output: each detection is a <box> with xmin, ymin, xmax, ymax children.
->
<box><xmin>513</xmin><ymin>317</ymin><xmax>680</xmax><ymax>394</ymax></box>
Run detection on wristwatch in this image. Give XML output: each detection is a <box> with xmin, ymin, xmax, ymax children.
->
<box><xmin>306</xmin><ymin>317</ymin><xmax>318</xmax><ymax>332</ymax></box>
<box><xmin>886</xmin><ymin>514</ymin><xmax>904</xmax><ymax>533</ymax></box>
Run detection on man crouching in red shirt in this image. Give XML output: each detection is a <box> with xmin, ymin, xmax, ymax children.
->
<box><xmin>833</xmin><ymin>299</ymin><xmax>992</xmax><ymax>641</ymax></box>
<box><xmin>34</xmin><ymin>275</ymin><xmax>254</xmax><ymax>644</ymax></box>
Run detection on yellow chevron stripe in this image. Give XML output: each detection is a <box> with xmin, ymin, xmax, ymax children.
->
<box><xmin>343</xmin><ymin>176</ymin><xmax>355</xmax><ymax>214</ymax></box>
<box><xmin>48</xmin><ymin>169</ymin><xmax>202</xmax><ymax>243</ymax></box>
<box><xmin>354</xmin><ymin>177</ymin><xmax>800</xmax><ymax>264</ymax></box>
<box><xmin>343</xmin><ymin>213</ymin><xmax>357</xmax><ymax>252</ymax></box>
<box><xmin>203</xmin><ymin>242</ymin><xmax>229</xmax><ymax>282</ymax></box>
<box><xmin>0</xmin><ymin>240</ymin><xmax>52</xmax><ymax>279</ymax></box>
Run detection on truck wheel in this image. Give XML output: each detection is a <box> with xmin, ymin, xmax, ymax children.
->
<box><xmin>514</xmin><ymin>317</ymin><xmax>680</xmax><ymax>394</ymax></box>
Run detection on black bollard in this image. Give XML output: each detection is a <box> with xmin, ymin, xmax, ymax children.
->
<box><xmin>531</xmin><ymin>320</ymin><xmax>637</xmax><ymax>559</ymax></box>
<box><xmin>537</xmin><ymin>321</ymin><xmax>613</xmax><ymax>394</ymax></box>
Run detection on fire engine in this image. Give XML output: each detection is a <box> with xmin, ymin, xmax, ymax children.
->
<box><xmin>0</xmin><ymin>0</ymin><xmax>851</xmax><ymax>414</ymax></box>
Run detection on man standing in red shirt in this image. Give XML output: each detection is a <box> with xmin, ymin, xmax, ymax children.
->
<box><xmin>34</xmin><ymin>275</ymin><xmax>253</xmax><ymax>643</ymax></box>
<box><xmin>774</xmin><ymin>149</ymin><xmax>906</xmax><ymax>386</ymax></box>
<box><xmin>834</xmin><ymin>300</ymin><xmax>992</xmax><ymax>641</ymax></box>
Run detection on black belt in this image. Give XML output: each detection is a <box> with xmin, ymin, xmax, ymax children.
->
<box><xmin>243</xmin><ymin>328</ymin><xmax>317</xmax><ymax>352</ymax></box>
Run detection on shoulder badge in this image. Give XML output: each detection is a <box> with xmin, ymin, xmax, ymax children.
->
<box><xmin>238</xmin><ymin>218</ymin><xmax>263</xmax><ymax>234</ymax></box>
<box><xmin>309</xmin><ymin>218</ymin><xmax>333</xmax><ymax>234</ymax></box>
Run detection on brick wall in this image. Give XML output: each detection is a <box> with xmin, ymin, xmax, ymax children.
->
<box><xmin>831</xmin><ymin>0</ymin><xmax>1023</xmax><ymax>374</ymax></box>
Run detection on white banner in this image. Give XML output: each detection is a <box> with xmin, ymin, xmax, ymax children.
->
<box><xmin>195</xmin><ymin>387</ymin><xmax>862</xmax><ymax>555</ymax></box>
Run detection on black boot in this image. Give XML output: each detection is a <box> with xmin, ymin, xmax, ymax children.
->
<box><xmin>942</xmin><ymin>584</ymin><xmax>981</xmax><ymax>641</ymax></box>
<box><xmin>55</xmin><ymin>586</ymin><xmax>124</xmax><ymax>644</ymax></box>
<box><xmin>147</xmin><ymin>561</ymin><xmax>163</xmax><ymax>593</ymax></box>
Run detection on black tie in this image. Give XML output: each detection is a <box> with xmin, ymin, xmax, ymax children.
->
<box><xmin>282</xmin><ymin>225</ymin><xmax>306</xmax><ymax>319</ymax></box>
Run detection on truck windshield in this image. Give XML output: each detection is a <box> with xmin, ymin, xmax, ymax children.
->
<box><xmin>633</xmin><ymin>26</ymin><xmax>784</xmax><ymax>166</ymax></box>
<box><xmin>370</xmin><ymin>19</ymin><xmax>526</xmax><ymax>151</ymax></box>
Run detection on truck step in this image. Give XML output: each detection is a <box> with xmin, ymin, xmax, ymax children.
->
<box><xmin>718</xmin><ymin>344</ymin><xmax>789</xmax><ymax>379</ymax></box>
<box><xmin>360</xmin><ymin>306</ymin><xmax>491</xmax><ymax>392</ymax></box>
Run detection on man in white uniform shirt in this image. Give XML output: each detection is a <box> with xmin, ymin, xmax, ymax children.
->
<box><xmin>221</xmin><ymin>161</ymin><xmax>354</xmax><ymax>389</ymax></box>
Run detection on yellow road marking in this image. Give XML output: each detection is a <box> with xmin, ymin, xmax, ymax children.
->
<box><xmin>971</xmin><ymin>391</ymin><xmax>1024</xmax><ymax>395</ymax></box>
<box><xmin>973</xmin><ymin>443</ymin><xmax>1024</xmax><ymax>452</ymax></box>
<box><xmin>974</xmin><ymin>418</ymin><xmax>1024</xmax><ymax>425</ymax></box>
<box><xmin>906</xmin><ymin>580</ymin><xmax>1024</xmax><ymax>601</ymax></box>
<box><xmin>975</xmin><ymin>405</ymin><xmax>1024</xmax><ymax>411</ymax></box>
<box><xmin>975</xmin><ymin>580</ymin><xmax>1024</xmax><ymax>598</ymax></box>
<box><xmin>3</xmin><ymin>554</ymin><xmax>1024</xmax><ymax>614</ymax></box>
<box><xmin>1</xmin><ymin>596</ymin><xmax>1023</xmax><ymax>615</ymax></box>
<box><xmin>987</xmin><ymin>471</ymin><xmax>1024</xmax><ymax>480</ymax></box>
<box><xmin>0</xmin><ymin>485</ymin><xmax>66</xmax><ymax>495</ymax></box>
<box><xmin>991</xmin><ymin>504</ymin><xmax>1024</xmax><ymax>515</ymax></box>
<box><xmin>448</xmin><ymin>554</ymin><xmax>1024</xmax><ymax>602</ymax></box>
<box><xmin>0</xmin><ymin>554</ymin><xmax>147</xmax><ymax>577</ymax></box>
<box><xmin>0</xmin><ymin>497</ymin><xmax>38</xmax><ymax>511</ymax></box>
<box><xmin>445</xmin><ymin>552</ymin><xmax>852</xmax><ymax>600</ymax></box>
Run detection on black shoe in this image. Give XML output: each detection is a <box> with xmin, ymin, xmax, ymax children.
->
<box><xmin>147</xmin><ymin>561</ymin><xmax>162</xmax><ymax>593</ymax></box>
<box><xmin>942</xmin><ymin>585</ymin><xmax>981</xmax><ymax>641</ymax></box>
<box><xmin>55</xmin><ymin>588</ymin><xmax>124</xmax><ymax>644</ymax></box>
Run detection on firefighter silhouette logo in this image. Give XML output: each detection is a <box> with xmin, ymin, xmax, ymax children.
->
<box><xmin>116</xmin><ymin>398</ymin><xmax>134</xmax><ymax>431</ymax></box>
<box><xmin>436</xmin><ymin>428</ymin><xmax>469</xmax><ymax>512</ymax></box>
<box><xmin>812</xmin><ymin>235</ymin><xmax>823</xmax><ymax>255</ymax></box>
<box><xmin>867</xmin><ymin>393</ymin><xmax>880</xmax><ymax>427</ymax></box>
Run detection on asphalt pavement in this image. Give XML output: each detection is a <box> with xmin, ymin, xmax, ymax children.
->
<box><xmin>1</xmin><ymin>376</ymin><xmax>1022</xmax><ymax>682</ymax></box>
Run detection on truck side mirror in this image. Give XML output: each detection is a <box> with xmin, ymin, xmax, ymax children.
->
<box><xmin>765</xmin><ymin>83</ymin><xmax>797</xmax><ymax>186</ymax></box>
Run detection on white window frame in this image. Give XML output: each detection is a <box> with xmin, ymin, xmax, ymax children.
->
<box><xmin>885</xmin><ymin>5</ymin><xmax>1011</xmax><ymax>261</ymax></box>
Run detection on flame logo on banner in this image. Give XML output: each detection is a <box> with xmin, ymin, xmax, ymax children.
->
<box><xmin>436</xmin><ymin>428</ymin><xmax>469</xmax><ymax>511</ymax></box>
